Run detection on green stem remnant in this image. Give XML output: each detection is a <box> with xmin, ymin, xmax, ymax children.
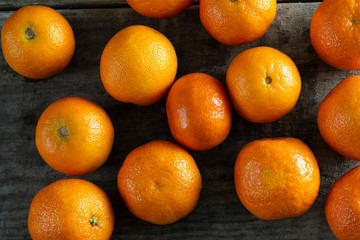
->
<box><xmin>353</xmin><ymin>19</ymin><xmax>357</xmax><ymax>24</ymax></box>
<box><xmin>231</xmin><ymin>0</ymin><xmax>241</xmax><ymax>2</ymax></box>
<box><xmin>25</xmin><ymin>27</ymin><xmax>35</xmax><ymax>40</ymax></box>
<box><xmin>57</xmin><ymin>126</ymin><xmax>69</xmax><ymax>139</ymax></box>
<box><xmin>89</xmin><ymin>216</ymin><xmax>98</xmax><ymax>226</ymax></box>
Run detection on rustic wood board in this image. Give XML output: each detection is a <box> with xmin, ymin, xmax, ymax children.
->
<box><xmin>1</xmin><ymin>2</ymin><xmax>358</xmax><ymax>239</ymax></box>
<box><xmin>0</xmin><ymin>0</ymin><xmax>318</xmax><ymax>10</ymax></box>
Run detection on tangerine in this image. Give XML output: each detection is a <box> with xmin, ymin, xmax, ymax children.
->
<box><xmin>117</xmin><ymin>140</ymin><xmax>202</xmax><ymax>225</ymax></box>
<box><xmin>199</xmin><ymin>0</ymin><xmax>276</xmax><ymax>46</ymax></box>
<box><xmin>318</xmin><ymin>75</ymin><xmax>360</xmax><ymax>161</ymax></box>
<box><xmin>325</xmin><ymin>166</ymin><xmax>360</xmax><ymax>240</ymax></box>
<box><xmin>100</xmin><ymin>25</ymin><xmax>177</xmax><ymax>106</ymax></box>
<box><xmin>166</xmin><ymin>73</ymin><xmax>232</xmax><ymax>151</ymax></box>
<box><xmin>35</xmin><ymin>97</ymin><xmax>114</xmax><ymax>175</ymax></box>
<box><xmin>234</xmin><ymin>137</ymin><xmax>320</xmax><ymax>220</ymax></box>
<box><xmin>28</xmin><ymin>179</ymin><xmax>114</xmax><ymax>240</ymax></box>
<box><xmin>310</xmin><ymin>0</ymin><xmax>360</xmax><ymax>70</ymax></box>
<box><xmin>126</xmin><ymin>0</ymin><xmax>193</xmax><ymax>18</ymax></box>
<box><xmin>226</xmin><ymin>46</ymin><xmax>301</xmax><ymax>123</ymax></box>
<box><xmin>1</xmin><ymin>5</ymin><xmax>75</xmax><ymax>79</ymax></box>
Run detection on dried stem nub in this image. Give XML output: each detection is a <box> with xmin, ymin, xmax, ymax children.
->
<box><xmin>57</xmin><ymin>126</ymin><xmax>69</xmax><ymax>139</ymax></box>
<box><xmin>25</xmin><ymin>27</ymin><xmax>35</xmax><ymax>40</ymax></box>
<box><xmin>89</xmin><ymin>216</ymin><xmax>98</xmax><ymax>226</ymax></box>
<box><xmin>265</xmin><ymin>77</ymin><xmax>272</xmax><ymax>84</ymax></box>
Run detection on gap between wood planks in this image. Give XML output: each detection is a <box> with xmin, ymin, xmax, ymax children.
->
<box><xmin>0</xmin><ymin>0</ymin><xmax>322</xmax><ymax>12</ymax></box>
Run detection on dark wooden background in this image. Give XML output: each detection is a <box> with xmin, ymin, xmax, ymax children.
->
<box><xmin>1</xmin><ymin>1</ymin><xmax>358</xmax><ymax>239</ymax></box>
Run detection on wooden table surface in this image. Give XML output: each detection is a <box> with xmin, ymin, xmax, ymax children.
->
<box><xmin>1</xmin><ymin>1</ymin><xmax>358</xmax><ymax>239</ymax></box>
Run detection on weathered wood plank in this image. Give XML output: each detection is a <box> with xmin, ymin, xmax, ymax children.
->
<box><xmin>0</xmin><ymin>2</ymin><xmax>357</xmax><ymax>240</ymax></box>
<box><xmin>0</xmin><ymin>0</ymin><xmax>126</xmax><ymax>10</ymax></box>
<box><xmin>0</xmin><ymin>0</ymin><xmax>320</xmax><ymax>10</ymax></box>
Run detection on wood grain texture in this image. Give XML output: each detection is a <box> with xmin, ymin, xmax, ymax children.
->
<box><xmin>0</xmin><ymin>0</ymin><xmax>127</xmax><ymax>10</ymax></box>
<box><xmin>0</xmin><ymin>2</ymin><xmax>358</xmax><ymax>240</ymax></box>
<box><xmin>0</xmin><ymin>0</ymin><xmax>320</xmax><ymax>10</ymax></box>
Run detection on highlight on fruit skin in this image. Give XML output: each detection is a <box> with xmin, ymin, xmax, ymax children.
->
<box><xmin>126</xmin><ymin>0</ymin><xmax>193</xmax><ymax>18</ymax></box>
<box><xmin>35</xmin><ymin>96</ymin><xmax>114</xmax><ymax>175</ymax></box>
<box><xmin>325</xmin><ymin>166</ymin><xmax>360</xmax><ymax>240</ymax></box>
<box><xmin>100</xmin><ymin>25</ymin><xmax>177</xmax><ymax>106</ymax></box>
<box><xmin>234</xmin><ymin>137</ymin><xmax>320</xmax><ymax>220</ymax></box>
<box><xmin>199</xmin><ymin>0</ymin><xmax>277</xmax><ymax>46</ymax></box>
<box><xmin>28</xmin><ymin>179</ymin><xmax>114</xmax><ymax>240</ymax></box>
<box><xmin>1</xmin><ymin>5</ymin><xmax>75</xmax><ymax>79</ymax></box>
<box><xmin>317</xmin><ymin>75</ymin><xmax>360</xmax><ymax>161</ymax></box>
<box><xmin>117</xmin><ymin>140</ymin><xmax>202</xmax><ymax>225</ymax></box>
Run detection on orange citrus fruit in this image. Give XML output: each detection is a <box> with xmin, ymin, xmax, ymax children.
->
<box><xmin>28</xmin><ymin>179</ymin><xmax>114</xmax><ymax>240</ymax></box>
<box><xmin>325</xmin><ymin>166</ymin><xmax>360</xmax><ymax>240</ymax></box>
<box><xmin>166</xmin><ymin>73</ymin><xmax>232</xmax><ymax>151</ymax></box>
<box><xmin>126</xmin><ymin>0</ymin><xmax>193</xmax><ymax>18</ymax></box>
<box><xmin>100</xmin><ymin>25</ymin><xmax>177</xmax><ymax>106</ymax></box>
<box><xmin>1</xmin><ymin>5</ymin><xmax>75</xmax><ymax>79</ymax></box>
<box><xmin>199</xmin><ymin>0</ymin><xmax>276</xmax><ymax>46</ymax></box>
<box><xmin>35</xmin><ymin>97</ymin><xmax>114</xmax><ymax>175</ymax></box>
<box><xmin>117</xmin><ymin>140</ymin><xmax>202</xmax><ymax>225</ymax></box>
<box><xmin>226</xmin><ymin>46</ymin><xmax>301</xmax><ymax>123</ymax></box>
<box><xmin>310</xmin><ymin>0</ymin><xmax>360</xmax><ymax>70</ymax></box>
<box><xmin>234</xmin><ymin>137</ymin><xmax>320</xmax><ymax>220</ymax></box>
<box><xmin>318</xmin><ymin>75</ymin><xmax>360</xmax><ymax>161</ymax></box>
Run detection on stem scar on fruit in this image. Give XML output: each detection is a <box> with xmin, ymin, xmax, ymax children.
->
<box><xmin>265</xmin><ymin>77</ymin><xmax>272</xmax><ymax>84</ymax></box>
<box><xmin>25</xmin><ymin>26</ymin><xmax>35</xmax><ymax>40</ymax></box>
<box><xmin>57</xmin><ymin>126</ymin><xmax>69</xmax><ymax>139</ymax></box>
<box><xmin>89</xmin><ymin>216</ymin><xmax>98</xmax><ymax>226</ymax></box>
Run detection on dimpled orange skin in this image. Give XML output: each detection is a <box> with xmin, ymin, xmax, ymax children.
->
<box><xmin>35</xmin><ymin>97</ymin><xmax>114</xmax><ymax>175</ymax></box>
<box><xmin>28</xmin><ymin>179</ymin><xmax>114</xmax><ymax>240</ymax></box>
<box><xmin>310</xmin><ymin>0</ymin><xmax>360</xmax><ymax>70</ymax></box>
<box><xmin>199</xmin><ymin>0</ymin><xmax>276</xmax><ymax>46</ymax></box>
<box><xmin>317</xmin><ymin>75</ymin><xmax>360</xmax><ymax>161</ymax></box>
<box><xmin>126</xmin><ymin>0</ymin><xmax>193</xmax><ymax>18</ymax></box>
<box><xmin>166</xmin><ymin>73</ymin><xmax>232</xmax><ymax>151</ymax></box>
<box><xmin>325</xmin><ymin>166</ymin><xmax>360</xmax><ymax>240</ymax></box>
<box><xmin>234</xmin><ymin>137</ymin><xmax>320</xmax><ymax>220</ymax></box>
<box><xmin>226</xmin><ymin>46</ymin><xmax>301</xmax><ymax>123</ymax></box>
<box><xmin>1</xmin><ymin>5</ymin><xmax>75</xmax><ymax>79</ymax></box>
<box><xmin>100</xmin><ymin>25</ymin><xmax>177</xmax><ymax>106</ymax></box>
<box><xmin>117</xmin><ymin>140</ymin><xmax>202</xmax><ymax>225</ymax></box>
